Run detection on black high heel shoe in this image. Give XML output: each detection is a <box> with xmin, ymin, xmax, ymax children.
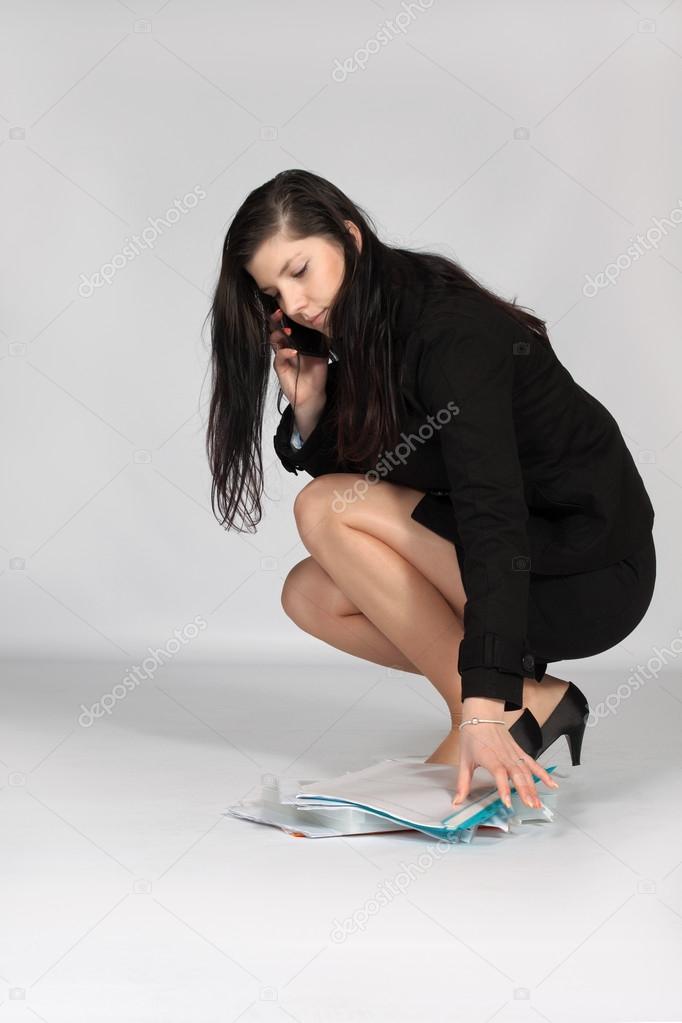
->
<box><xmin>536</xmin><ymin>680</ymin><xmax>589</xmax><ymax>765</ymax></box>
<box><xmin>508</xmin><ymin>708</ymin><xmax>543</xmax><ymax>758</ymax></box>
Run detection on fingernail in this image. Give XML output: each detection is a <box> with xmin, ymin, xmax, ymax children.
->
<box><xmin>283</xmin><ymin>327</ymin><xmax>292</xmax><ymax>335</ymax></box>
<box><xmin>503</xmin><ymin>796</ymin><xmax>512</xmax><ymax>808</ymax></box>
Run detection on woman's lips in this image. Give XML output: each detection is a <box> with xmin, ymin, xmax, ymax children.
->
<box><xmin>311</xmin><ymin>309</ymin><xmax>326</xmax><ymax>328</ymax></box>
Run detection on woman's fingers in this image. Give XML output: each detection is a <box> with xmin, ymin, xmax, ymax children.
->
<box><xmin>492</xmin><ymin>768</ymin><xmax>513</xmax><ymax>809</ymax></box>
<box><xmin>452</xmin><ymin>759</ymin><xmax>473</xmax><ymax>806</ymax></box>
<box><xmin>455</xmin><ymin>723</ymin><xmax>560</xmax><ymax>813</ymax></box>
<box><xmin>269</xmin><ymin>311</ymin><xmax>296</xmax><ymax>358</ymax></box>
<box><xmin>268</xmin><ymin>307</ymin><xmax>284</xmax><ymax>330</ymax></box>
<box><xmin>508</xmin><ymin>755</ymin><xmax>560</xmax><ymax>807</ymax></box>
<box><xmin>267</xmin><ymin>309</ymin><xmax>286</xmax><ymax>346</ymax></box>
<box><xmin>269</xmin><ymin>325</ymin><xmax>287</xmax><ymax>345</ymax></box>
<box><xmin>507</xmin><ymin>761</ymin><xmax>542</xmax><ymax>808</ymax></box>
<box><xmin>270</xmin><ymin>333</ymin><xmax>290</xmax><ymax>353</ymax></box>
<box><xmin>507</xmin><ymin>753</ymin><xmax>558</xmax><ymax>805</ymax></box>
<box><xmin>452</xmin><ymin>756</ymin><xmax>549</xmax><ymax>812</ymax></box>
<box><xmin>270</xmin><ymin>326</ymin><xmax>298</xmax><ymax>360</ymax></box>
<box><xmin>523</xmin><ymin>757</ymin><xmax>559</xmax><ymax>791</ymax></box>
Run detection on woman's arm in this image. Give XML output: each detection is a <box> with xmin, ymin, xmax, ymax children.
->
<box><xmin>272</xmin><ymin>360</ymin><xmax>347</xmax><ymax>478</ymax></box>
<box><xmin>418</xmin><ymin>311</ymin><xmax>536</xmax><ymax>711</ymax></box>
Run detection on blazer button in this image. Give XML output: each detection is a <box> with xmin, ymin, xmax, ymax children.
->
<box><xmin>522</xmin><ymin>653</ymin><xmax>535</xmax><ymax>674</ymax></box>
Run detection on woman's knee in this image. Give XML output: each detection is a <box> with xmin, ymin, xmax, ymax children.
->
<box><xmin>292</xmin><ymin>474</ymin><xmax>365</xmax><ymax>544</ymax></box>
<box><xmin>281</xmin><ymin>555</ymin><xmax>358</xmax><ymax>621</ymax></box>
<box><xmin>281</xmin><ymin>558</ymin><xmax>313</xmax><ymax>620</ymax></box>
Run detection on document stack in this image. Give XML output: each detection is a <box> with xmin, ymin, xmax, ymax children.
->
<box><xmin>227</xmin><ymin>756</ymin><xmax>561</xmax><ymax>843</ymax></box>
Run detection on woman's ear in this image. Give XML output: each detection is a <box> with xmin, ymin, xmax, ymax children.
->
<box><xmin>344</xmin><ymin>220</ymin><xmax>363</xmax><ymax>254</ymax></box>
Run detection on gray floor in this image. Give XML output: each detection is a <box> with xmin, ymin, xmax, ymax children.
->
<box><xmin>1</xmin><ymin>659</ymin><xmax>681</xmax><ymax>1023</ymax></box>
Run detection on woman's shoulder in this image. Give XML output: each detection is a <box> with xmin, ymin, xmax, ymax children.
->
<box><xmin>420</xmin><ymin>281</ymin><xmax>528</xmax><ymax>339</ymax></box>
<box><xmin>411</xmin><ymin>286</ymin><xmax>533</xmax><ymax>383</ymax></box>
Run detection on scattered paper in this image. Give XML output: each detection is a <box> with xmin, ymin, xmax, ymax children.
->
<box><xmin>226</xmin><ymin>757</ymin><xmax>562</xmax><ymax>842</ymax></box>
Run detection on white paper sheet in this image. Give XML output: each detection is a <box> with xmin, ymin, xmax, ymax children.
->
<box><xmin>226</xmin><ymin>758</ymin><xmax>561</xmax><ymax>841</ymax></box>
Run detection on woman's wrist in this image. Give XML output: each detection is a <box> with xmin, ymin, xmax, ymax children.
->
<box><xmin>293</xmin><ymin>397</ymin><xmax>326</xmax><ymax>442</ymax></box>
<box><xmin>459</xmin><ymin>697</ymin><xmax>509</xmax><ymax>732</ymax></box>
<box><xmin>462</xmin><ymin>696</ymin><xmax>507</xmax><ymax>715</ymax></box>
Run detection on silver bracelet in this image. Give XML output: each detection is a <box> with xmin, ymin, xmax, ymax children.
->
<box><xmin>458</xmin><ymin>717</ymin><xmax>506</xmax><ymax>730</ymax></box>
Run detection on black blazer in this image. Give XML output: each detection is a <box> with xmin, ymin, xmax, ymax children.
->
<box><xmin>272</xmin><ymin>254</ymin><xmax>655</xmax><ymax>710</ymax></box>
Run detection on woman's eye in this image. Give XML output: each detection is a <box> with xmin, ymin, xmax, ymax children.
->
<box><xmin>268</xmin><ymin>262</ymin><xmax>307</xmax><ymax>299</ymax></box>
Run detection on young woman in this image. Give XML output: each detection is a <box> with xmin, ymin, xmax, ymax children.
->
<box><xmin>205</xmin><ymin>169</ymin><xmax>656</xmax><ymax>814</ymax></box>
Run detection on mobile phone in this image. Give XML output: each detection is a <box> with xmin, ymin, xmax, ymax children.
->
<box><xmin>255</xmin><ymin>289</ymin><xmax>330</xmax><ymax>359</ymax></box>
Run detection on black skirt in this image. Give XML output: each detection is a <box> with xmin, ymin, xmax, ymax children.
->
<box><xmin>410</xmin><ymin>492</ymin><xmax>657</xmax><ymax>682</ymax></box>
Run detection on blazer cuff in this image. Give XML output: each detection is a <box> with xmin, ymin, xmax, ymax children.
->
<box><xmin>458</xmin><ymin>632</ymin><xmax>536</xmax><ymax>711</ymax></box>
<box><xmin>272</xmin><ymin>401</ymin><xmax>329</xmax><ymax>475</ymax></box>
<box><xmin>460</xmin><ymin>668</ymin><xmax>524</xmax><ymax>711</ymax></box>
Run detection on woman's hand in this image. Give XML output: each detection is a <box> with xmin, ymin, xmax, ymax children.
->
<box><xmin>452</xmin><ymin>697</ymin><xmax>559</xmax><ymax>810</ymax></box>
<box><xmin>268</xmin><ymin>307</ymin><xmax>329</xmax><ymax>410</ymax></box>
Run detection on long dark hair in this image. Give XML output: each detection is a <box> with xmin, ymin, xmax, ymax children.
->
<box><xmin>205</xmin><ymin>169</ymin><xmax>550</xmax><ymax>532</ymax></box>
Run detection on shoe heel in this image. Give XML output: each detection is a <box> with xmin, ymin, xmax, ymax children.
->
<box><xmin>537</xmin><ymin>681</ymin><xmax>589</xmax><ymax>764</ymax></box>
<box><xmin>566</xmin><ymin>722</ymin><xmax>586</xmax><ymax>766</ymax></box>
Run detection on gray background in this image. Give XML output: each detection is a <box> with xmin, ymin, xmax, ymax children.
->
<box><xmin>1</xmin><ymin>0</ymin><xmax>677</xmax><ymax>668</ymax></box>
<box><xmin>1</xmin><ymin>3</ymin><xmax>681</xmax><ymax>1022</ymax></box>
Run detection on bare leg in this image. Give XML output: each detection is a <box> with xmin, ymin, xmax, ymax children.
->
<box><xmin>285</xmin><ymin>477</ymin><xmax>570</xmax><ymax>762</ymax></box>
<box><xmin>290</xmin><ymin>527</ymin><xmax>568</xmax><ymax>734</ymax></box>
<box><xmin>283</xmin><ymin>552</ymin><xmax>568</xmax><ymax>730</ymax></box>
<box><xmin>295</xmin><ymin>520</ymin><xmax>472</xmax><ymax>724</ymax></box>
<box><xmin>281</xmin><ymin>556</ymin><xmax>423</xmax><ymax>675</ymax></box>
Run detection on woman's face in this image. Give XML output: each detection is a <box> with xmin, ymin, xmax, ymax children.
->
<box><xmin>246</xmin><ymin>222</ymin><xmax>361</xmax><ymax>336</ymax></box>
